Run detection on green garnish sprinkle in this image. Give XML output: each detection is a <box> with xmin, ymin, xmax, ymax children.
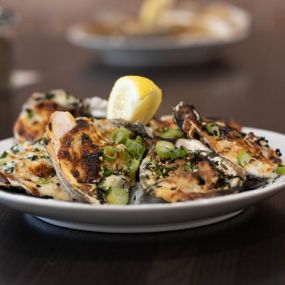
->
<box><xmin>26</xmin><ymin>109</ymin><xmax>34</xmax><ymax>119</ymax></box>
<box><xmin>237</xmin><ymin>150</ymin><xmax>252</xmax><ymax>167</ymax></box>
<box><xmin>0</xmin><ymin>151</ymin><xmax>8</xmax><ymax>159</ymax></box>
<box><xmin>103</xmin><ymin>146</ymin><xmax>118</xmax><ymax>161</ymax></box>
<box><xmin>45</xmin><ymin>92</ymin><xmax>55</xmax><ymax>100</ymax></box>
<box><xmin>206</xmin><ymin>123</ymin><xmax>220</xmax><ymax>138</ymax></box>
<box><xmin>106</xmin><ymin>187</ymin><xmax>129</xmax><ymax>205</ymax></box>
<box><xmin>161</xmin><ymin>128</ymin><xmax>183</xmax><ymax>139</ymax></box>
<box><xmin>155</xmin><ymin>141</ymin><xmax>175</xmax><ymax>159</ymax></box>
<box><xmin>103</xmin><ymin>168</ymin><xmax>113</xmax><ymax>177</ymax></box>
<box><xmin>170</xmin><ymin>147</ymin><xmax>189</xmax><ymax>160</ymax></box>
<box><xmin>11</xmin><ymin>145</ymin><xmax>20</xmax><ymax>154</ymax></box>
<box><xmin>112</xmin><ymin>128</ymin><xmax>131</xmax><ymax>144</ymax></box>
<box><xmin>39</xmin><ymin>178</ymin><xmax>50</xmax><ymax>185</ymax></box>
<box><xmin>125</xmin><ymin>139</ymin><xmax>146</xmax><ymax>160</ymax></box>
<box><xmin>276</xmin><ymin>166</ymin><xmax>285</xmax><ymax>175</ymax></box>
<box><xmin>128</xmin><ymin>159</ymin><xmax>140</xmax><ymax>179</ymax></box>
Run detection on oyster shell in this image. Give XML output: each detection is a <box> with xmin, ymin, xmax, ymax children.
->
<box><xmin>14</xmin><ymin>90</ymin><xmax>83</xmax><ymax>143</ymax></box>
<box><xmin>0</xmin><ymin>140</ymin><xmax>71</xmax><ymax>201</ymax></box>
<box><xmin>173</xmin><ymin>102</ymin><xmax>281</xmax><ymax>180</ymax></box>
<box><xmin>137</xmin><ymin>137</ymin><xmax>245</xmax><ymax>203</ymax></box>
<box><xmin>45</xmin><ymin>112</ymin><xmax>148</xmax><ymax>204</ymax></box>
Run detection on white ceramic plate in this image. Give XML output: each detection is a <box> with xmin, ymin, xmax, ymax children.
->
<box><xmin>0</xmin><ymin>127</ymin><xmax>284</xmax><ymax>233</ymax></box>
<box><xmin>66</xmin><ymin>5</ymin><xmax>251</xmax><ymax>67</ymax></box>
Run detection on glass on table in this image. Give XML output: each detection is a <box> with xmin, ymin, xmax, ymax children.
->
<box><xmin>0</xmin><ymin>6</ymin><xmax>15</xmax><ymax>91</ymax></box>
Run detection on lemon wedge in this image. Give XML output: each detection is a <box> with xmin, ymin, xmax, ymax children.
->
<box><xmin>107</xmin><ymin>76</ymin><xmax>162</xmax><ymax>124</ymax></box>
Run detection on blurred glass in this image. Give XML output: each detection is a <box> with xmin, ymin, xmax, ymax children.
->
<box><xmin>0</xmin><ymin>6</ymin><xmax>15</xmax><ymax>91</ymax></box>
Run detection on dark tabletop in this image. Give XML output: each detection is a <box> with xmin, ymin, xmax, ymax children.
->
<box><xmin>1</xmin><ymin>1</ymin><xmax>285</xmax><ymax>284</ymax></box>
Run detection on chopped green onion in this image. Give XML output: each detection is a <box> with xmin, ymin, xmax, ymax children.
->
<box><xmin>161</xmin><ymin>128</ymin><xmax>183</xmax><ymax>139</ymax></box>
<box><xmin>103</xmin><ymin>168</ymin><xmax>113</xmax><ymax>177</ymax></box>
<box><xmin>106</xmin><ymin>187</ymin><xmax>129</xmax><ymax>205</ymax></box>
<box><xmin>0</xmin><ymin>151</ymin><xmax>8</xmax><ymax>159</ymax></box>
<box><xmin>39</xmin><ymin>178</ymin><xmax>50</xmax><ymax>185</ymax></box>
<box><xmin>184</xmin><ymin>162</ymin><xmax>192</xmax><ymax>172</ymax></box>
<box><xmin>237</xmin><ymin>150</ymin><xmax>252</xmax><ymax>167</ymax></box>
<box><xmin>206</xmin><ymin>123</ymin><xmax>220</xmax><ymax>138</ymax></box>
<box><xmin>125</xmin><ymin>139</ymin><xmax>146</xmax><ymax>160</ymax></box>
<box><xmin>155</xmin><ymin>141</ymin><xmax>175</xmax><ymax>159</ymax></box>
<box><xmin>276</xmin><ymin>166</ymin><xmax>285</xmax><ymax>175</ymax></box>
<box><xmin>103</xmin><ymin>146</ymin><xmax>118</xmax><ymax>161</ymax></box>
<box><xmin>135</xmin><ymin>135</ymin><xmax>143</xmax><ymax>145</ymax></box>
<box><xmin>112</xmin><ymin>128</ymin><xmax>131</xmax><ymax>144</ymax></box>
<box><xmin>170</xmin><ymin>147</ymin><xmax>189</xmax><ymax>160</ymax></box>
<box><xmin>128</xmin><ymin>159</ymin><xmax>140</xmax><ymax>179</ymax></box>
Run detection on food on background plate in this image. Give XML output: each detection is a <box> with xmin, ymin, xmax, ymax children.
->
<box><xmin>79</xmin><ymin>1</ymin><xmax>248</xmax><ymax>40</ymax></box>
<box><xmin>0</xmin><ymin>76</ymin><xmax>284</xmax><ymax>205</ymax></box>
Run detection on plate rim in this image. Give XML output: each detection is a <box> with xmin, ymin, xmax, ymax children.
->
<box><xmin>0</xmin><ymin>126</ymin><xmax>284</xmax><ymax>213</ymax></box>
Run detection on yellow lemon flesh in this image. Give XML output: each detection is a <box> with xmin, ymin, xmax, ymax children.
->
<box><xmin>107</xmin><ymin>76</ymin><xmax>162</xmax><ymax>124</ymax></box>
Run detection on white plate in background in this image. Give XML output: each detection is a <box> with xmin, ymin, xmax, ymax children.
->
<box><xmin>66</xmin><ymin>4</ymin><xmax>251</xmax><ymax>67</ymax></box>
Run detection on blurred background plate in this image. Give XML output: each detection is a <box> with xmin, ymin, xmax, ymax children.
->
<box><xmin>66</xmin><ymin>3</ymin><xmax>251</xmax><ymax>67</ymax></box>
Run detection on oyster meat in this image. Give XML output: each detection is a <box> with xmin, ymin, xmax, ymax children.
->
<box><xmin>0</xmin><ymin>140</ymin><xmax>71</xmax><ymax>201</ymax></box>
<box><xmin>173</xmin><ymin>102</ymin><xmax>282</xmax><ymax>181</ymax></box>
<box><xmin>14</xmin><ymin>90</ymin><xmax>83</xmax><ymax>143</ymax></box>
<box><xmin>45</xmin><ymin>111</ymin><xmax>148</xmax><ymax>204</ymax></box>
<box><xmin>137</xmin><ymin>137</ymin><xmax>245</xmax><ymax>203</ymax></box>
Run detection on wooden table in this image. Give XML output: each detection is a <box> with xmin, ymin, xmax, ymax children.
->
<box><xmin>1</xmin><ymin>1</ymin><xmax>285</xmax><ymax>284</ymax></box>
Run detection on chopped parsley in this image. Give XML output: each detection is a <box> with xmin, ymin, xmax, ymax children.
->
<box><xmin>103</xmin><ymin>168</ymin><xmax>113</xmax><ymax>177</ymax></box>
<box><xmin>26</xmin><ymin>109</ymin><xmax>34</xmax><ymax>119</ymax></box>
<box><xmin>10</xmin><ymin>145</ymin><xmax>20</xmax><ymax>154</ymax></box>
<box><xmin>45</xmin><ymin>92</ymin><xmax>55</xmax><ymax>100</ymax></box>
<box><xmin>28</xmin><ymin>155</ymin><xmax>38</xmax><ymax>161</ymax></box>
<box><xmin>0</xmin><ymin>151</ymin><xmax>8</xmax><ymax>159</ymax></box>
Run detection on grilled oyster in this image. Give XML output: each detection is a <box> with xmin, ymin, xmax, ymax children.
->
<box><xmin>0</xmin><ymin>140</ymin><xmax>71</xmax><ymax>201</ymax></box>
<box><xmin>45</xmin><ymin>112</ymin><xmax>148</xmax><ymax>204</ymax></box>
<box><xmin>173</xmin><ymin>102</ymin><xmax>282</xmax><ymax>182</ymax></box>
<box><xmin>149</xmin><ymin>114</ymin><xmax>241</xmax><ymax>140</ymax></box>
<box><xmin>14</xmin><ymin>90</ymin><xmax>83</xmax><ymax>143</ymax></box>
<box><xmin>136</xmin><ymin>137</ymin><xmax>245</xmax><ymax>203</ymax></box>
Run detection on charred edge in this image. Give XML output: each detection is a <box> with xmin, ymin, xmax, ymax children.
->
<box><xmin>31</xmin><ymin>164</ymin><xmax>56</xmax><ymax>178</ymax></box>
<box><xmin>81</xmin><ymin>150</ymin><xmax>100</xmax><ymax>182</ymax></box>
<box><xmin>0</xmin><ymin>172</ymin><xmax>10</xmax><ymax>185</ymax></box>
<box><xmin>72</xmin><ymin>169</ymin><xmax>80</xmax><ymax>178</ymax></box>
<box><xmin>36</xmin><ymin>102</ymin><xmax>61</xmax><ymax>112</ymax></box>
<box><xmin>81</xmin><ymin>133</ymin><xmax>91</xmax><ymax>143</ymax></box>
<box><xmin>58</xmin><ymin>149</ymin><xmax>71</xmax><ymax>160</ymax></box>
<box><xmin>15</xmin><ymin>120</ymin><xmax>40</xmax><ymax>141</ymax></box>
<box><xmin>76</xmin><ymin>119</ymin><xmax>88</xmax><ymax>128</ymax></box>
<box><xmin>30</xmin><ymin>187</ymin><xmax>40</xmax><ymax>196</ymax></box>
<box><xmin>173</xmin><ymin>103</ymin><xmax>200</xmax><ymax>132</ymax></box>
<box><xmin>48</xmin><ymin>122</ymin><xmax>52</xmax><ymax>131</ymax></box>
<box><xmin>242</xmin><ymin>176</ymin><xmax>269</xmax><ymax>191</ymax></box>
